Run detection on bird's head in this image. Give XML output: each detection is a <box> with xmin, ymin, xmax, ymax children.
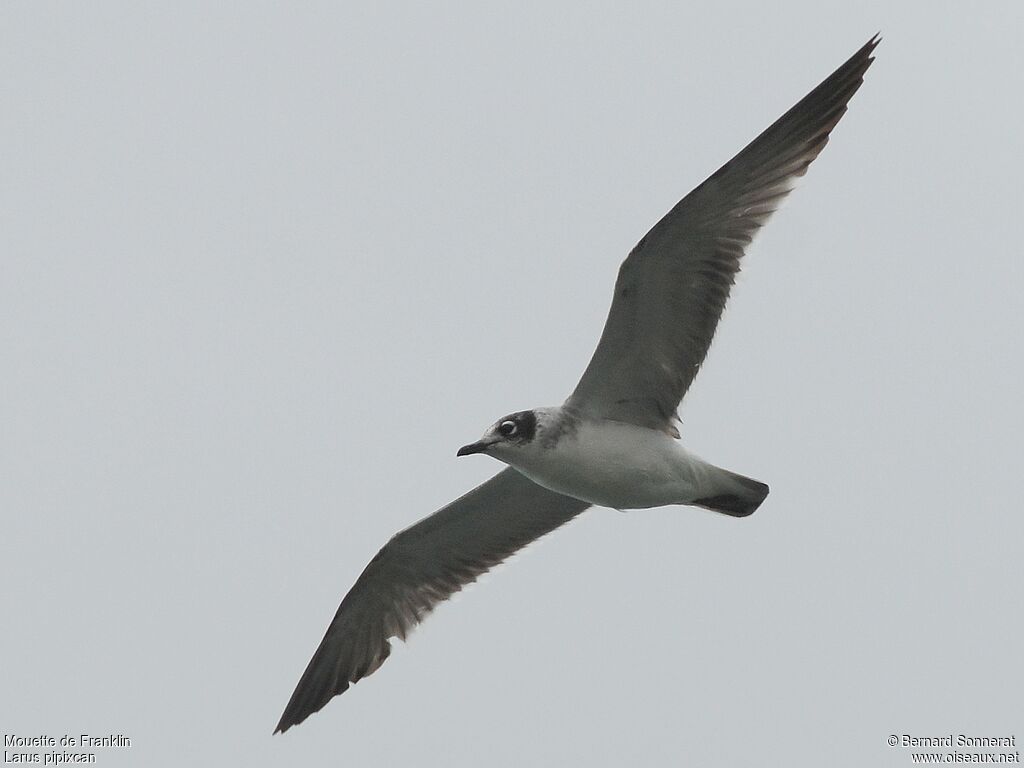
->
<box><xmin>457</xmin><ymin>409</ymin><xmax>539</xmax><ymax>459</ymax></box>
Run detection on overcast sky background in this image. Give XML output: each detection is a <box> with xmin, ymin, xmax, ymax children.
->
<box><xmin>3</xmin><ymin>3</ymin><xmax>1021</xmax><ymax>766</ymax></box>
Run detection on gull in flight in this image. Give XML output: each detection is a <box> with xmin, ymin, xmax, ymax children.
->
<box><xmin>275</xmin><ymin>35</ymin><xmax>878</xmax><ymax>733</ymax></box>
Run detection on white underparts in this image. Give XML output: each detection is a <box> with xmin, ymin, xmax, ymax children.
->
<box><xmin>497</xmin><ymin>417</ymin><xmax>727</xmax><ymax>510</ymax></box>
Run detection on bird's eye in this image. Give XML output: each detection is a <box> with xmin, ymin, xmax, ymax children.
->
<box><xmin>498</xmin><ymin>420</ymin><xmax>517</xmax><ymax>437</ymax></box>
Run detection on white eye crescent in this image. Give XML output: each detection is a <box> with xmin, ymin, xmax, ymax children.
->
<box><xmin>498</xmin><ymin>420</ymin><xmax>517</xmax><ymax>437</ymax></box>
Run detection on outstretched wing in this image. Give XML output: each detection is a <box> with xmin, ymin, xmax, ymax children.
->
<box><xmin>566</xmin><ymin>36</ymin><xmax>878</xmax><ymax>430</ymax></box>
<box><xmin>275</xmin><ymin>468</ymin><xmax>590</xmax><ymax>732</ymax></box>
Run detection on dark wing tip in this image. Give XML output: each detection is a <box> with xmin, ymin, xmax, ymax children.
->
<box><xmin>702</xmin><ymin>32</ymin><xmax>879</xmax><ymax>199</ymax></box>
<box><xmin>274</xmin><ymin>623</ymin><xmax>380</xmax><ymax>734</ymax></box>
<box><xmin>760</xmin><ymin>33</ymin><xmax>881</xmax><ymax>139</ymax></box>
<box><xmin>274</xmin><ymin>674</ymin><xmax>352</xmax><ymax>734</ymax></box>
<box><xmin>852</xmin><ymin>33</ymin><xmax>881</xmax><ymax>67</ymax></box>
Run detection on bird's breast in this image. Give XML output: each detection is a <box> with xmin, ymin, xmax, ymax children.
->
<box><xmin>511</xmin><ymin>421</ymin><xmax>702</xmax><ymax>510</ymax></box>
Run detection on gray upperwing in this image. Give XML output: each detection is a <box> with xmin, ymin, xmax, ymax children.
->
<box><xmin>274</xmin><ymin>467</ymin><xmax>591</xmax><ymax>732</ymax></box>
<box><xmin>566</xmin><ymin>36</ymin><xmax>878</xmax><ymax>430</ymax></box>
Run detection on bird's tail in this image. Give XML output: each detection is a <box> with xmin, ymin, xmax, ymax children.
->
<box><xmin>690</xmin><ymin>466</ymin><xmax>769</xmax><ymax>517</ymax></box>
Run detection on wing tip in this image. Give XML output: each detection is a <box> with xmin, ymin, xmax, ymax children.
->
<box><xmin>854</xmin><ymin>33</ymin><xmax>881</xmax><ymax>68</ymax></box>
<box><xmin>275</xmin><ymin>688</ymin><xmax>336</xmax><ymax>735</ymax></box>
<box><xmin>274</xmin><ymin>711</ymin><xmax>297</xmax><ymax>735</ymax></box>
<box><xmin>273</xmin><ymin>699</ymin><xmax>311</xmax><ymax>735</ymax></box>
<box><xmin>274</xmin><ymin>647</ymin><xmax>360</xmax><ymax>733</ymax></box>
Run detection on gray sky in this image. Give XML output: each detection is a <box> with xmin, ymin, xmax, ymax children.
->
<box><xmin>2</xmin><ymin>3</ymin><xmax>1021</xmax><ymax>766</ymax></box>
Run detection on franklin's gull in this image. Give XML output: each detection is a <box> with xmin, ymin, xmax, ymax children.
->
<box><xmin>275</xmin><ymin>35</ymin><xmax>878</xmax><ymax>733</ymax></box>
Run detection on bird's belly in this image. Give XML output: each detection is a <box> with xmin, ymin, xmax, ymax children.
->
<box><xmin>512</xmin><ymin>425</ymin><xmax>702</xmax><ymax>510</ymax></box>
